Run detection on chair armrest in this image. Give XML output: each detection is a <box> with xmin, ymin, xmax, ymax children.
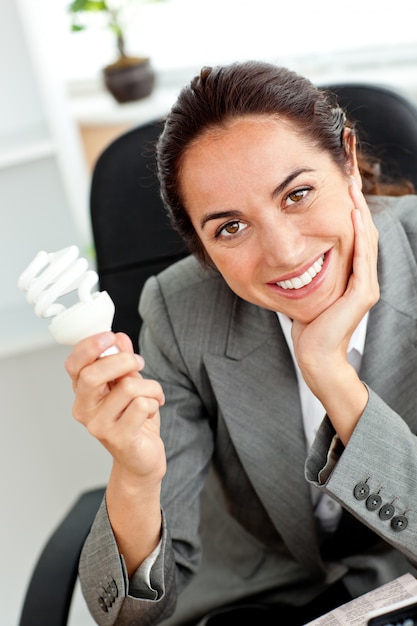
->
<box><xmin>19</xmin><ymin>487</ymin><xmax>105</xmax><ymax>626</ymax></box>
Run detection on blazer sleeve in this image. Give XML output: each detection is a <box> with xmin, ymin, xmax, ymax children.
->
<box><xmin>78</xmin><ymin>498</ymin><xmax>177</xmax><ymax>626</ymax></box>
<box><xmin>77</xmin><ymin>273</ymin><xmax>214</xmax><ymax>625</ymax></box>
<box><xmin>305</xmin><ymin>386</ymin><xmax>417</xmax><ymax>565</ymax></box>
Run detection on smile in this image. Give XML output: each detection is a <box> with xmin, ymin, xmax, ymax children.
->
<box><xmin>276</xmin><ymin>255</ymin><xmax>325</xmax><ymax>290</ymax></box>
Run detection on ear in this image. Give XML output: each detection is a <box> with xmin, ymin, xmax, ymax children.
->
<box><xmin>343</xmin><ymin>127</ymin><xmax>362</xmax><ymax>189</ymax></box>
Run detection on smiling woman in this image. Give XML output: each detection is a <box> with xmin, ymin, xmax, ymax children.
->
<box><xmin>64</xmin><ymin>59</ymin><xmax>417</xmax><ymax>626</ymax></box>
<box><xmin>178</xmin><ymin>116</ymin><xmax>357</xmax><ymax>323</ymax></box>
<box><xmin>158</xmin><ymin>64</ymin><xmax>378</xmax><ymax>330</ymax></box>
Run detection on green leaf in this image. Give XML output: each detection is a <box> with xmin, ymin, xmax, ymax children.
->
<box><xmin>68</xmin><ymin>0</ymin><xmax>107</xmax><ymax>13</ymax></box>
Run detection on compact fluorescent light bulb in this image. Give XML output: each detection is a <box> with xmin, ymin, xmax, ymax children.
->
<box><xmin>18</xmin><ymin>245</ymin><xmax>117</xmax><ymax>353</ymax></box>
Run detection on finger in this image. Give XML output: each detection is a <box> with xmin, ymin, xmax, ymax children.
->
<box><xmin>65</xmin><ymin>331</ymin><xmax>118</xmax><ymax>382</ymax></box>
<box><xmin>349</xmin><ymin>205</ymin><xmax>380</xmax><ymax>310</ymax></box>
<box><xmin>111</xmin><ymin>395</ymin><xmax>161</xmax><ymax>440</ymax></box>
<box><xmin>102</xmin><ymin>374</ymin><xmax>165</xmax><ymax>417</ymax></box>
<box><xmin>103</xmin><ymin>400</ymin><xmax>164</xmax><ymax>477</ymax></box>
<box><xmin>83</xmin><ymin>376</ymin><xmax>163</xmax><ymax>440</ymax></box>
<box><xmin>70</xmin><ymin>353</ymin><xmax>144</xmax><ymax>427</ymax></box>
<box><xmin>113</xmin><ymin>332</ymin><xmax>135</xmax><ymax>354</ymax></box>
<box><xmin>74</xmin><ymin>369</ymin><xmax>164</xmax><ymax>426</ymax></box>
<box><xmin>110</xmin><ymin>397</ymin><xmax>162</xmax><ymax>458</ymax></box>
<box><xmin>349</xmin><ymin>177</ymin><xmax>377</xmax><ymax>235</ymax></box>
<box><xmin>349</xmin><ymin>179</ymin><xmax>378</xmax><ymax>255</ymax></box>
<box><xmin>74</xmin><ymin>351</ymin><xmax>144</xmax><ymax>398</ymax></box>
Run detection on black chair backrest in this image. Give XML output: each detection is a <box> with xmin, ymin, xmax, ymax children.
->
<box><xmin>90</xmin><ymin>118</ymin><xmax>188</xmax><ymax>351</ymax></box>
<box><xmin>320</xmin><ymin>83</ymin><xmax>417</xmax><ymax>189</ymax></box>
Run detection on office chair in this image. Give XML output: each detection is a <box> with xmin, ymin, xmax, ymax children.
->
<box><xmin>320</xmin><ymin>82</ymin><xmax>417</xmax><ymax>190</ymax></box>
<box><xmin>90</xmin><ymin>117</ymin><xmax>188</xmax><ymax>353</ymax></box>
<box><xmin>19</xmin><ymin>84</ymin><xmax>417</xmax><ymax>626</ymax></box>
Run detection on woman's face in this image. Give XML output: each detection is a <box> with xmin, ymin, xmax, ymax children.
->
<box><xmin>180</xmin><ymin>116</ymin><xmax>360</xmax><ymax>324</ymax></box>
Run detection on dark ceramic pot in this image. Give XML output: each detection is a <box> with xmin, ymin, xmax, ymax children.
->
<box><xmin>103</xmin><ymin>57</ymin><xmax>156</xmax><ymax>104</ymax></box>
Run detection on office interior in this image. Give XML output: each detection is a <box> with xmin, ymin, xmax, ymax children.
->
<box><xmin>2</xmin><ymin>1</ymin><xmax>417</xmax><ymax>624</ymax></box>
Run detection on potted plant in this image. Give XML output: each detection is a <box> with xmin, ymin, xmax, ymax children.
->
<box><xmin>68</xmin><ymin>0</ymin><xmax>166</xmax><ymax>103</ymax></box>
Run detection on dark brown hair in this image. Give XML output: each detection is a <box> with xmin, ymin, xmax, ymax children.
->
<box><xmin>157</xmin><ymin>60</ymin><xmax>412</xmax><ymax>265</ymax></box>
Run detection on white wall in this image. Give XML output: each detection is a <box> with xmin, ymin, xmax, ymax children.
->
<box><xmin>2</xmin><ymin>344</ymin><xmax>111</xmax><ymax>626</ymax></box>
<box><xmin>1</xmin><ymin>3</ymin><xmax>103</xmax><ymax>623</ymax></box>
<box><xmin>59</xmin><ymin>0</ymin><xmax>417</xmax><ymax>83</ymax></box>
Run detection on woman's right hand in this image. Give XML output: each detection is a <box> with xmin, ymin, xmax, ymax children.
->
<box><xmin>66</xmin><ymin>331</ymin><xmax>166</xmax><ymax>574</ymax></box>
<box><xmin>65</xmin><ymin>331</ymin><xmax>166</xmax><ymax>483</ymax></box>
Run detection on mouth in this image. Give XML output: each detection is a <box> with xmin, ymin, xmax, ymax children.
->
<box><xmin>275</xmin><ymin>254</ymin><xmax>325</xmax><ymax>290</ymax></box>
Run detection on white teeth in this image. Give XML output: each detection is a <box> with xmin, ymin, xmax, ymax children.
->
<box><xmin>277</xmin><ymin>255</ymin><xmax>324</xmax><ymax>290</ymax></box>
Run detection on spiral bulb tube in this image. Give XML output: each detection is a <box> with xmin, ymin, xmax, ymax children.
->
<box><xmin>18</xmin><ymin>245</ymin><xmax>116</xmax><ymax>350</ymax></box>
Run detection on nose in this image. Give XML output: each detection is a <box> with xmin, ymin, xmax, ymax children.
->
<box><xmin>259</xmin><ymin>215</ymin><xmax>305</xmax><ymax>268</ymax></box>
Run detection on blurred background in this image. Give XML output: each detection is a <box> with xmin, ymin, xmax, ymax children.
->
<box><xmin>2</xmin><ymin>0</ymin><xmax>416</xmax><ymax>624</ymax></box>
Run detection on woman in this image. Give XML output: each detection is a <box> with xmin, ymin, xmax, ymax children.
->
<box><xmin>66</xmin><ymin>61</ymin><xmax>417</xmax><ymax>625</ymax></box>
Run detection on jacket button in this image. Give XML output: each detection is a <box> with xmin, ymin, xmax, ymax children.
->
<box><xmin>103</xmin><ymin>586</ymin><xmax>115</xmax><ymax>605</ymax></box>
<box><xmin>391</xmin><ymin>515</ymin><xmax>408</xmax><ymax>532</ymax></box>
<box><xmin>354</xmin><ymin>482</ymin><xmax>370</xmax><ymax>500</ymax></box>
<box><xmin>366</xmin><ymin>494</ymin><xmax>382</xmax><ymax>511</ymax></box>
<box><xmin>109</xmin><ymin>578</ymin><xmax>118</xmax><ymax>598</ymax></box>
<box><xmin>104</xmin><ymin>588</ymin><xmax>113</xmax><ymax>601</ymax></box>
<box><xmin>379</xmin><ymin>503</ymin><xmax>395</xmax><ymax>520</ymax></box>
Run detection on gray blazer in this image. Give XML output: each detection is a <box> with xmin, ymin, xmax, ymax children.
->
<box><xmin>79</xmin><ymin>195</ymin><xmax>417</xmax><ymax>626</ymax></box>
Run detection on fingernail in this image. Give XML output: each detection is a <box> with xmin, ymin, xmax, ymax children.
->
<box><xmin>135</xmin><ymin>354</ymin><xmax>145</xmax><ymax>369</ymax></box>
<box><xmin>97</xmin><ymin>332</ymin><xmax>115</xmax><ymax>349</ymax></box>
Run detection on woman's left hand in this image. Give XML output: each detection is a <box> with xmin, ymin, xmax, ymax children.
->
<box><xmin>291</xmin><ymin>178</ymin><xmax>379</xmax><ymax>443</ymax></box>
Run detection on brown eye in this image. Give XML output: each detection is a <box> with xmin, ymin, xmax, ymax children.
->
<box><xmin>288</xmin><ymin>190</ymin><xmax>305</xmax><ymax>203</ymax></box>
<box><xmin>285</xmin><ymin>187</ymin><xmax>311</xmax><ymax>206</ymax></box>
<box><xmin>216</xmin><ymin>220</ymin><xmax>246</xmax><ymax>238</ymax></box>
<box><xmin>216</xmin><ymin>220</ymin><xmax>248</xmax><ymax>239</ymax></box>
<box><xmin>224</xmin><ymin>221</ymin><xmax>240</xmax><ymax>234</ymax></box>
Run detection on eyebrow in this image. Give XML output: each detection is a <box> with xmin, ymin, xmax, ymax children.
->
<box><xmin>271</xmin><ymin>167</ymin><xmax>315</xmax><ymax>199</ymax></box>
<box><xmin>200</xmin><ymin>166</ymin><xmax>315</xmax><ymax>229</ymax></box>
<box><xmin>200</xmin><ymin>209</ymin><xmax>241</xmax><ymax>229</ymax></box>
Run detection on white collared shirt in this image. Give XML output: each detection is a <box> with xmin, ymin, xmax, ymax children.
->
<box><xmin>277</xmin><ymin>311</ymin><xmax>368</xmax><ymax>533</ymax></box>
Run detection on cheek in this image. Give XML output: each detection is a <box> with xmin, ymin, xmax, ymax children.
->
<box><xmin>209</xmin><ymin>248</ymin><xmax>258</xmax><ymax>289</ymax></box>
<box><xmin>318</xmin><ymin>192</ymin><xmax>355</xmax><ymax>241</ymax></box>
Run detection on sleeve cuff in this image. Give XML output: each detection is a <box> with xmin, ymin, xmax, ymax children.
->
<box><xmin>305</xmin><ymin>414</ymin><xmax>345</xmax><ymax>487</ymax></box>
<box><xmin>127</xmin><ymin>510</ymin><xmax>168</xmax><ymax>600</ymax></box>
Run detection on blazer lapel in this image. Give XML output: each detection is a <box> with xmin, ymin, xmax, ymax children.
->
<box><xmin>204</xmin><ymin>298</ymin><xmax>325</xmax><ymax>578</ymax></box>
